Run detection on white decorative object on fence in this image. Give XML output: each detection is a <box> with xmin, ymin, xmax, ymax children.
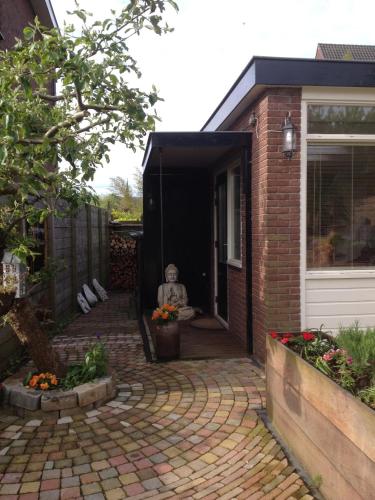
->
<box><xmin>1</xmin><ymin>251</ymin><xmax>26</xmax><ymax>298</ymax></box>
<box><xmin>92</xmin><ymin>278</ymin><xmax>108</xmax><ymax>301</ymax></box>
<box><xmin>77</xmin><ymin>293</ymin><xmax>91</xmax><ymax>313</ymax></box>
<box><xmin>83</xmin><ymin>284</ymin><xmax>98</xmax><ymax>306</ymax></box>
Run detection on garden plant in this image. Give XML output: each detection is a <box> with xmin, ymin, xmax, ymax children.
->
<box><xmin>270</xmin><ymin>324</ymin><xmax>375</xmax><ymax>409</ymax></box>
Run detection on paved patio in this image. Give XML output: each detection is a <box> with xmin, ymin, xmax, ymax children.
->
<box><xmin>0</xmin><ymin>294</ymin><xmax>314</xmax><ymax>499</ymax></box>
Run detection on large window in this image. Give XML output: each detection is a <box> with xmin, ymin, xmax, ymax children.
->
<box><xmin>307</xmin><ymin>104</ymin><xmax>375</xmax><ymax>269</ymax></box>
<box><xmin>228</xmin><ymin>166</ymin><xmax>241</xmax><ymax>264</ymax></box>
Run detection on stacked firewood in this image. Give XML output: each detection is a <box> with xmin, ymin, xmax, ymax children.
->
<box><xmin>109</xmin><ymin>232</ymin><xmax>137</xmax><ymax>290</ymax></box>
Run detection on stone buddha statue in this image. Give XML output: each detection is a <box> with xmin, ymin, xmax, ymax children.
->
<box><xmin>157</xmin><ymin>264</ymin><xmax>195</xmax><ymax>321</ymax></box>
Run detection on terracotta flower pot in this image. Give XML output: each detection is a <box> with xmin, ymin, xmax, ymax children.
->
<box><xmin>155</xmin><ymin>321</ymin><xmax>180</xmax><ymax>361</ymax></box>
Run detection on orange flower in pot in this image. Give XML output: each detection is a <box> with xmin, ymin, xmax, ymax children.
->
<box><xmin>152</xmin><ymin>304</ymin><xmax>179</xmax><ymax>361</ymax></box>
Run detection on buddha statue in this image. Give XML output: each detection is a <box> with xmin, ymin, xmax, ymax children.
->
<box><xmin>157</xmin><ymin>264</ymin><xmax>195</xmax><ymax>321</ymax></box>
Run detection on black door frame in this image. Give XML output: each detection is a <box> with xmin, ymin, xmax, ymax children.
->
<box><xmin>214</xmin><ymin>171</ymin><xmax>228</xmax><ymax>323</ymax></box>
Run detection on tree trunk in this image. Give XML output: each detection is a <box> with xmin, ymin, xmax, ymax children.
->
<box><xmin>6</xmin><ymin>298</ymin><xmax>66</xmax><ymax>377</ymax></box>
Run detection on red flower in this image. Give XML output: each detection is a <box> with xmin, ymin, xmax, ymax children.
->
<box><xmin>269</xmin><ymin>331</ymin><xmax>278</xmax><ymax>339</ymax></box>
<box><xmin>280</xmin><ymin>337</ymin><xmax>289</xmax><ymax>344</ymax></box>
<box><xmin>283</xmin><ymin>332</ymin><xmax>293</xmax><ymax>338</ymax></box>
<box><xmin>302</xmin><ymin>332</ymin><xmax>315</xmax><ymax>341</ymax></box>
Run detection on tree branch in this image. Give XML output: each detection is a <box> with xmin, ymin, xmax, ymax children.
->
<box><xmin>83</xmin><ymin>104</ymin><xmax>120</xmax><ymax>112</ymax></box>
<box><xmin>44</xmin><ymin>111</ymin><xmax>88</xmax><ymax>138</ymax></box>
<box><xmin>34</xmin><ymin>92</ymin><xmax>73</xmax><ymax>102</ymax></box>
<box><xmin>74</xmin><ymin>117</ymin><xmax>111</xmax><ymax>135</ymax></box>
<box><xmin>73</xmin><ymin>82</ymin><xmax>85</xmax><ymax>111</ymax></box>
<box><xmin>18</xmin><ymin>138</ymin><xmax>58</xmax><ymax>145</ymax></box>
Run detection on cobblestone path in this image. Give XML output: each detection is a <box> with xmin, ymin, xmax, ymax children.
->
<box><xmin>0</xmin><ymin>294</ymin><xmax>314</xmax><ymax>499</ymax></box>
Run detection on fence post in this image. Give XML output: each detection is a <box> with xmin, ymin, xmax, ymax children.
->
<box><xmin>86</xmin><ymin>204</ymin><xmax>93</xmax><ymax>284</ymax></box>
<box><xmin>104</xmin><ymin>210</ymin><xmax>110</xmax><ymax>287</ymax></box>
<box><xmin>71</xmin><ymin>214</ymin><xmax>78</xmax><ymax>313</ymax></box>
<box><xmin>98</xmin><ymin>208</ymin><xmax>104</xmax><ymax>284</ymax></box>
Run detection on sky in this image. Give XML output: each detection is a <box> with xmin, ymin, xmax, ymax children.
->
<box><xmin>51</xmin><ymin>0</ymin><xmax>375</xmax><ymax>194</ymax></box>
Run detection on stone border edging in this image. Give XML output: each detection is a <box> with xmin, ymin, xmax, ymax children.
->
<box><xmin>3</xmin><ymin>375</ymin><xmax>116</xmax><ymax>418</ymax></box>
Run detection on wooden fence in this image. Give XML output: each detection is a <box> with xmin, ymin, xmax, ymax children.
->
<box><xmin>0</xmin><ymin>205</ymin><xmax>109</xmax><ymax>374</ymax></box>
<box><xmin>50</xmin><ymin>204</ymin><xmax>109</xmax><ymax>320</ymax></box>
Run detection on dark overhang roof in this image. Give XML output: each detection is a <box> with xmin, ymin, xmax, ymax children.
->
<box><xmin>31</xmin><ymin>0</ymin><xmax>58</xmax><ymax>29</ymax></box>
<box><xmin>142</xmin><ymin>131</ymin><xmax>250</xmax><ymax>173</ymax></box>
<box><xmin>202</xmin><ymin>56</ymin><xmax>375</xmax><ymax>131</ymax></box>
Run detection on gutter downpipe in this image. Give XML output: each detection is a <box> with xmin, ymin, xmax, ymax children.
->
<box><xmin>242</xmin><ymin>142</ymin><xmax>253</xmax><ymax>354</ymax></box>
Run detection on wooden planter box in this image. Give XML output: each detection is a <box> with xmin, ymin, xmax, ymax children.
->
<box><xmin>266</xmin><ymin>335</ymin><xmax>375</xmax><ymax>500</ymax></box>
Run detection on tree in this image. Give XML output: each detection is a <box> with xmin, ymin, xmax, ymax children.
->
<box><xmin>0</xmin><ymin>0</ymin><xmax>177</xmax><ymax>375</ymax></box>
<box><xmin>133</xmin><ymin>166</ymin><xmax>144</xmax><ymax>197</ymax></box>
<box><xmin>109</xmin><ymin>176</ymin><xmax>134</xmax><ymax>211</ymax></box>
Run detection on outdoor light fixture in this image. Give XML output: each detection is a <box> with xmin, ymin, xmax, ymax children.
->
<box><xmin>282</xmin><ymin>112</ymin><xmax>296</xmax><ymax>159</ymax></box>
<box><xmin>146</xmin><ymin>193</ymin><xmax>155</xmax><ymax>212</ymax></box>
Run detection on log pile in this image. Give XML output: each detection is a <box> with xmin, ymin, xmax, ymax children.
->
<box><xmin>109</xmin><ymin>232</ymin><xmax>137</xmax><ymax>290</ymax></box>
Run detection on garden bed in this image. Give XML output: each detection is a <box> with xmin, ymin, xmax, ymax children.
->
<box><xmin>2</xmin><ymin>373</ymin><xmax>116</xmax><ymax>418</ymax></box>
<box><xmin>266</xmin><ymin>335</ymin><xmax>375</xmax><ymax>500</ymax></box>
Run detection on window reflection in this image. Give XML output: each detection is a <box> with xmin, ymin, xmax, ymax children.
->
<box><xmin>307</xmin><ymin>145</ymin><xmax>375</xmax><ymax>269</ymax></box>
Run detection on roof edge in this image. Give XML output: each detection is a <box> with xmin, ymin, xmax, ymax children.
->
<box><xmin>30</xmin><ymin>0</ymin><xmax>58</xmax><ymax>29</ymax></box>
<box><xmin>202</xmin><ymin>56</ymin><xmax>375</xmax><ymax>131</ymax></box>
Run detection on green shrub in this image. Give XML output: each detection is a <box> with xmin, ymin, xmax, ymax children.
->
<box><xmin>61</xmin><ymin>339</ymin><xmax>107</xmax><ymax>390</ymax></box>
<box><xmin>336</xmin><ymin>323</ymin><xmax>375</xmax><ymax>384</ymax></box>
<box><xmin>358</xmin><ymin>386</ymin><xmax>375</xmax><ymax>408</ymax></box>
<box><xmin>111</xmin><ymin>209</ymin><xmax>142</xmax><ymax>222</ymax></box>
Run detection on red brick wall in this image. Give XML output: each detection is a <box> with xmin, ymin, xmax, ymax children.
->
<box><xmin>229</xmin><ymin>88</ymin><xmax>302</xmax><ymax>363</ymax></box>
<box><xmin>0</xmin><ymin>0</ymin><xmax>36</xmax><ymax>50</ymax></box>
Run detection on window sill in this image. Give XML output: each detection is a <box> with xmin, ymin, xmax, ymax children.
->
<box><xmin>227</xmin><ymin>259</ymin><xmax>242</xmax><ymax>269</ymax></box>
<box><xmin>306</xmin><ymin>269</ymin><xmax>375</xmax><ymax>280</ymax></box>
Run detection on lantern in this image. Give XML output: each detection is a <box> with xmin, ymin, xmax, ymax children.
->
<box><xmin>2</xmin><ymin>251</ymin><xmax>27</xmax><ymax>298</ymax></box>
<box><xmin>282</xmin><ymin>112</ymin><xmax>296</xmax><ymax>159</ymax></box>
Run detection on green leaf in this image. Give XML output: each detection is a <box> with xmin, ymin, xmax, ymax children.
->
<box><xmin>23</xmin><ymin>27</ymin><xmax>34</xmax><ymax>40</ymax></box>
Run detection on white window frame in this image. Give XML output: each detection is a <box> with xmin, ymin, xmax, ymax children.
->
<box><xmin>300</xmin><ymin>87</ymin><xmax>375</xmax><ymax>328</ymax></box>
<box><xmin>227</xmin><ymin>161</ymin><xmax>242</xmax><ymax>268</ymax></box>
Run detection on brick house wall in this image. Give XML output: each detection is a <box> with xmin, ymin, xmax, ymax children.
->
<box><xmin>227</xmin><ymin>88</ymin><xmax>301</xmax><ymax>362</ymax></box>
<box><xmin>0</xmin><ymin>0</ymin><xmax>36</xmax><ymax>50</ymax></box>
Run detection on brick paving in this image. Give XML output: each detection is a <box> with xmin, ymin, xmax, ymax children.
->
<box><xmin>0</xmin><ymin>293</ymin><xmax>314</xmax><ymax>499</ymax></box>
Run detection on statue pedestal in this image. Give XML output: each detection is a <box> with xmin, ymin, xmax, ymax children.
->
<box><xmin>155</xmin><ymin>322</ymin><xmax>180</xmax><ymax>361</ymax></box>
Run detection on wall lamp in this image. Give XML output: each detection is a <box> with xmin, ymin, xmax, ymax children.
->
<box><xmin>282</xmin><ymin>112</ymin><xmax>296</xmax><ymax>159</ymax></box>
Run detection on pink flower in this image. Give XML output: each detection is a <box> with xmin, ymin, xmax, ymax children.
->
<box><xmin>280</xmin><ymin>337</ymin><xmax>289</xmax><ymax>344</ymax></box>
<box><xmin>323</xmin><ymin>351</ymin><xmax>334</xmax><ymax>362</ymax></box>
<box><xmin>347</xmin><ymin>357</ymin><xmax>353</xmax><ymax>365</ymax></box>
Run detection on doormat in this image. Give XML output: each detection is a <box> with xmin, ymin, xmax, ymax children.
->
<box><xmin>190</xmin><ymin>318</ymin><xmax>225</xmax><ymax>330</ymax></box>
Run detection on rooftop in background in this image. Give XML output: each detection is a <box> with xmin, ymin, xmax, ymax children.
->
<box><xmin>316</xmin><ymin>43</ymin><xmax>375</xmax><ymax>61</ymax></box>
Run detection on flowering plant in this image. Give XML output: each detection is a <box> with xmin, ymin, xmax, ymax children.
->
<box><xmin>269</xmin><ymin>328</ymin><xmax>360</xmax><ymax>399</ymax></box>
<box><xmin>152</xmin><ymin>304</ymin><xmax>178</xmax><ymax>324</ymax></box>
<box><xmin>315</xmin><ymin>348</ymin><xmax>355</xmax><ymax>391</ymax></box>
<box><xmin>24</xmin><ymin>371</ymin><xmax>58</xmax><ymax>391</ymax></box>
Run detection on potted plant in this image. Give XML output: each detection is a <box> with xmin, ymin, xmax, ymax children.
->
<box><xmin>152</xmin><ymin>304</ymin><xmax>179</xmax><ymax>360</ymax></box>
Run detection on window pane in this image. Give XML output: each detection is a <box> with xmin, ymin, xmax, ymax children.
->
<box><xmin>307</xmin><ymin>145</ymin><xmax>375</xmax><ymax>269</ymax></box>
<box><xmin>353</xmin><ymin>147</ymin><xmax>375</xmax><ymax>265</ymax></box>
<box><xmin>308</xmin><ymin>105</ymin><xmax>375</xmax><ymax>134</ymax></box>
<box><xmin>233</xmin><ymin>167</ymin><xmax>241</xmax><ymax>260</ymax></box>
<box><xmin>217</xmin><ymin>179</ymin><xmax>227</xmax><ymax>264</ymax></box>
